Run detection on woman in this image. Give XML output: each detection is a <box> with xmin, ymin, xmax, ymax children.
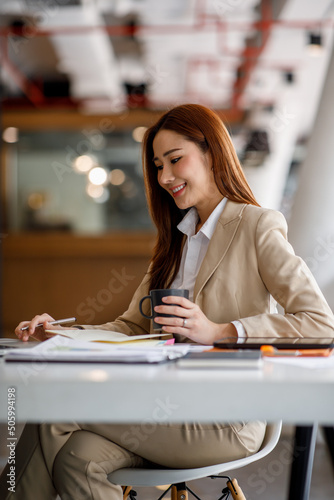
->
<box><xmin>1</xmin><ymin>104</ymin><xmax>333</xmax><ymax>500</ymax></box>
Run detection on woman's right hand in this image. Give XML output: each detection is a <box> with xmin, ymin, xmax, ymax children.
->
<box><xmin>15</xmin><ymin>313</ymin><xmax>59</xmax><ymax>342</ymax></box>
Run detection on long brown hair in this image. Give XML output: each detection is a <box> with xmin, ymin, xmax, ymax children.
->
<box><xmin>142</xmin><ymin>103</ymin><xmax>259</xmax><ymax>291</ymax></box>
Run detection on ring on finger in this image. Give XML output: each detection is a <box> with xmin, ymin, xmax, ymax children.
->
<box><xmin>183</xmin><ymin>318</ymin><xmax>187</xmax><ymax>328</ymax></box>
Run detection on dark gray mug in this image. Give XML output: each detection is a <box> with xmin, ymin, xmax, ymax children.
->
<box><xmin>139</xmin><ymin>289</ymin><xmax>189</xmax><ymax>331</ymax></box>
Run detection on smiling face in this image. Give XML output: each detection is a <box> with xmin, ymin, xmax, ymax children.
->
<box><xmin>152</xmin><ymin>129</ymin><xmax>223</xmax><ymax>223</ymax></box>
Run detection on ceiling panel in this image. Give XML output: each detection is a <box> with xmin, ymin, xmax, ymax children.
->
<box><xmin>0</xmin><ymin>0</ymin><xmax>333</xmax><ymax>137</ymax></box>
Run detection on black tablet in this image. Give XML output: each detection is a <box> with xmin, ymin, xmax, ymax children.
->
<box><xmin>213</xmin><ymin>337</ymin><xmax>334</xmax><ymax>350</ymax></box>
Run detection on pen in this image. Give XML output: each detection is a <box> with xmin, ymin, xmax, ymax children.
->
<box><xmin>20</xmin><ymin>317</ymin><xmax>77</xmax><ymax>331</ymax></box>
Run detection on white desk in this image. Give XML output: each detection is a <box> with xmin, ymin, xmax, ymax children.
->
<box><xmin>1</xmin><ymin>356</ymin><xmax>334</xmax><ymax>424</ymax></box>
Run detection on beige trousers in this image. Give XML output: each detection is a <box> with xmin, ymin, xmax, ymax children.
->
<box><xmin>0</xmin><ymin>420</ymin><xmax>266</xmax><ymax>500</ymax></box>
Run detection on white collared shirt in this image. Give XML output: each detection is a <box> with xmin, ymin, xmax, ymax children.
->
<box><xmin>170</xmin><ymin>198</ymin><xmax>246</xmax><ymax>339</ymax></box>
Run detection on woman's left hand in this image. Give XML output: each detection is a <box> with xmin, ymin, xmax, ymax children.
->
<box><xmin>154</xmin><ymin>295</ymin><xmax>237</xmax><ymax>345</ymax></box>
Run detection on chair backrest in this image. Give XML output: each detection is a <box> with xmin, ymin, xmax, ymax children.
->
<box><xmin>108</xmin><ymin>421</ymin><xmax>282</xmax><ymax>487</ymax></box>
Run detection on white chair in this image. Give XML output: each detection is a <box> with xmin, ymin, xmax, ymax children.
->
<box><xmin>108</xmin><ymin>421</ymin><xmax>282</xmax><ymax>500</ymax></box>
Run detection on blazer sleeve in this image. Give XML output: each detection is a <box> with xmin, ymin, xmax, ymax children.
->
<box><xmin>239</xmin><ymin>209</ymin><xmax>334</xmax><ymax>338</ymax></box>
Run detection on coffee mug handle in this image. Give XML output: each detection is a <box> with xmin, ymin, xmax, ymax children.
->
<box><xmin>139</xmin><ymin>295</ymin><xmax>153</xmax><ymax>319</ymax></box>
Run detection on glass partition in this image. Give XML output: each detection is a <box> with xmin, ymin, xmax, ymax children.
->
<box><xmin>5</xmin><ymin>128</ymin><xmax>153</xmax><ymax>234</ymax></box>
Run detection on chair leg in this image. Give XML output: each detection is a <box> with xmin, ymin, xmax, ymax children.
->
<box><xmin>171</xmin><ymin>483</ymin><xmax>188</xmax><ymax>500</ymax></box>
<box><xmin>226</xmin><ymin>478</ymin><xmax>247</xmax><ymax>500</ymax></box>
<box><xmin>122</xmin><ymin>485</ymin><xmax>133</xmax><ymax>499</ymax></box>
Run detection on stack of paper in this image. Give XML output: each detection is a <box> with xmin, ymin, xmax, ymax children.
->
<box><xmin>5</xmin><ymin>335</ymin><xmax>190</xmax><ymax>364</ymax></box>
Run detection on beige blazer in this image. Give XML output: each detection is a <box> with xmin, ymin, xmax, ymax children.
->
<box><xmin>90</xmin><ymin>200</ymin><xmax>334</xmax><ymax>339</ymax></box>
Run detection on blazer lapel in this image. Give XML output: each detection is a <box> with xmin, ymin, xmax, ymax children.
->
<box><xmin>193</xmin><ymin>200</ymin><xmax>247</xmax><ymax>301</ymax></box>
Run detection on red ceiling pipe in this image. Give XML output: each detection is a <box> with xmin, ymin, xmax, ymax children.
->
<box><xmin>0</xmin><ymin>18</ymin><xmax>332</xmax><ymax>39</ymax></box>
<box><xmin>0</xmin><ymin>0</ymin><xmax>331</xmax><ymax>111</ymax></box>
<box><xmin>0</xmin><ymin>35</ymin><xmax>46</xmax><ymax>107</ymax></box>
<box><xmin>231</xmin><ymin>0</ymin><xmax>273</xmax><ymax>109</ymax></box>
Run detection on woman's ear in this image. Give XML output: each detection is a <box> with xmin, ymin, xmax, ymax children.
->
<box><xmin>203</xmin><ymin>150</ymin><xmax>213</xmax><ymax>171</ymax></box>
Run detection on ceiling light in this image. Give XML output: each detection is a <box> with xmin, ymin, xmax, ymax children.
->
<box><xmin>2</xmin><ymin>127</ymin><xmax>19</xmax><ymax>143</ymax></box>
<box><xmin>124</xmin><ymin>82</ymin><xmax>147</xmax><ymax>108</ymax></box>
<box><xmin>94</xmin><ymin>189</ymin><xmax>110</xmax><ymax>204</ymax></box>
<box><xmin>110</xmin><ymin>169</ymin><xmax>126</xmax><ymax>186</ymax></box>
<box><xmin>73</xmin><ymin>155</ymin><xmax>96</xmax><ymax>173</ymax></box>
<box><xmin>27</xmin><ymin>192</ymin><xmax>46</xmax><ymax>211</ymax></box>
<box><xmin>121</xmin><ymin>180</ymin><xmax>137</xmax><ymax>198</ymax></box>
<box><xmin>307</xmin><ymin>32</ymin><xmax>323</xmax><ymax>56</ymax></box>
<box><xmin>132</xmin><ymin>127</ymin><xmax>147</xmax><ymax>143</ymax></box>
<box><xmin>86</xmin><ymin>184</ymin><xmax>110</xmax><ymax>204</ymax></box>
<box><xmin>86</xmin><ymin>184</ymin><xmax>104</xmax><ymax>198</ymax></box>
<box><xmin>284</xmin><ymin>71</ymin><xmax>295</xmax><ymax>84</ymax></box>
<box><xmin>242</xmin><ymin>130</ymin><xmax>270</xmax><ymax>167</ymax></box>
<box><xmin>88</xmin><ymin>167</ymin><xmax>108</xmax><ymax>186</ymax></box>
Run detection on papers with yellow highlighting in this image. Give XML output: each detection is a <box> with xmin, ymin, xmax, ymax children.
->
<box><xmin>44</xmin><ymin>329</ymin><xmax>171</xmax><ymax>345</ymax></box>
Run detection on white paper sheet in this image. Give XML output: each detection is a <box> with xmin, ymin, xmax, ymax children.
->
<box><xmin>264</xmin><ymin>355</ymin><xmax>334</xmax><ymax>370</ymax></box>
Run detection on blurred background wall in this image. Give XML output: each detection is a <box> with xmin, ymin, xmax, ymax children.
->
<box><xmin>1</xmin><ymin>0</ymin><xmax>334</xmax><ymax>334</ymax></box>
